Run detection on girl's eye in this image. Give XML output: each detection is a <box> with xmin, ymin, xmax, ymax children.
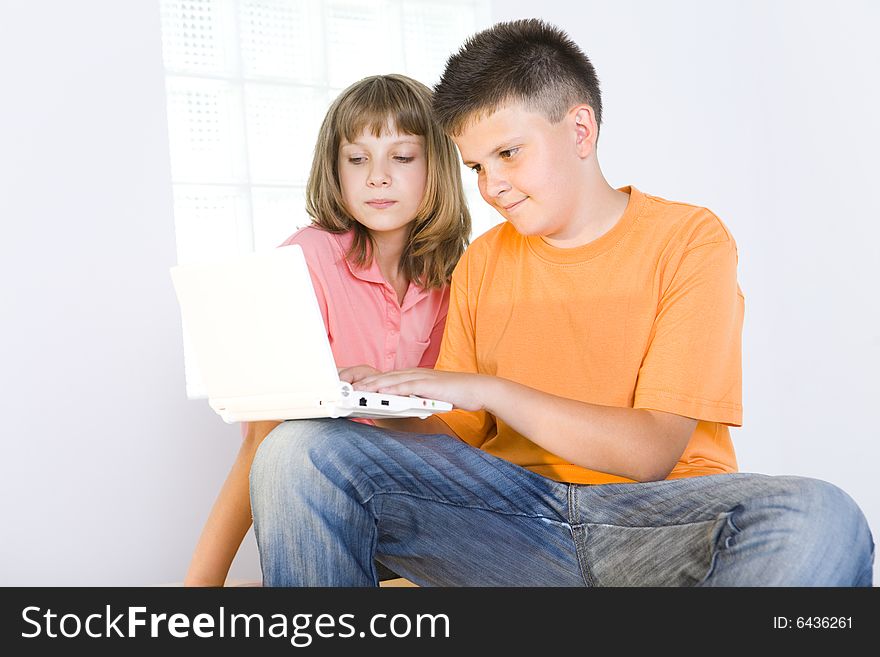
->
<box><xmin>469</xmin><ymin>164</ymin><xmax>482</xmax><ymax>173</ymax></box>
<box><xmin>348</xmin><ymin>156</ymin><xmax>366</xmax><ymax>165</ymax></box>
<box><xmin>394</xmin><ymin>156</ymin><xmax>415</xmax><ymax>163</ymax></box>
<box><xmin>499</xmin><ymin>147</ymin><xmax>519</xmax><ymax>159</ymax></box>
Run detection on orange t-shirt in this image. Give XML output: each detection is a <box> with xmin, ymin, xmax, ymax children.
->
<box><xmin>434</xmin><ymin>186</ymin><xmax>744</xmax><ymax>484</ymax></box>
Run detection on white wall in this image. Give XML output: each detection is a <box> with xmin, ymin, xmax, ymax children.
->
<box><xmin>0</xmin><ymin>0</ymin><xmax>261</xmax><ymax>585</ymax></box>
<box><xmin>1</xmin><ymin>0</ymin><xmax>876</xmax><ymax>585</ymax></box>
<box><xmin>492</xmin><ymin>0</ymin><xmax>880</xmax><ymax>582</ymax></box>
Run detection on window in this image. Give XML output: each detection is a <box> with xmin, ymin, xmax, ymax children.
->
<box><xmin>159</xmin><ymin>0</ymin><xmax>494</xmax><ymax>397</ymax></box>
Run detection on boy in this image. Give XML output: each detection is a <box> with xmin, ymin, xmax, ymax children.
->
<box><xmin>250</xmin><ymin>19</ymin><xmax>873</xmax><ymax>586</ymax></box>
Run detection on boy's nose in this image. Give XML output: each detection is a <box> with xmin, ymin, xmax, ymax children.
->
<box><xmin>483</xmin><ymin>168</ymin><xmax>511</xmax><ymax>198</ymax></box>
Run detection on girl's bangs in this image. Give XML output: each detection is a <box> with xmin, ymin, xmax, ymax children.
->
<box><xmin>337</xmin><ymin>82</ymin><xmax>429</xmax><ymax>143</ymax></box>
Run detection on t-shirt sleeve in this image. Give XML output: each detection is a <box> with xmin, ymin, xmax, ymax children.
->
<box><xmin>432</xmin><ymin>254</ymin><xmax>497</xmax><ymax>446</ymax></box>
<box><xmin>633</xmin><ymin>232</ymin><xmax>744</xmax><ymax>426</ymax></box>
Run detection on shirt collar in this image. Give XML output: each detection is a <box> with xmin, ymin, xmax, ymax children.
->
<box><xmin>332</xmin><ymin>230</ymin><xmax>385</xmax><ymax>284</ymax></box>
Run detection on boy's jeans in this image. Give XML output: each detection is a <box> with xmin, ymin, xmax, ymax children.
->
<box><xmin>250</xmin><ymin>419</ymin><xmax>874</xmax><ymax>586</ymax></box>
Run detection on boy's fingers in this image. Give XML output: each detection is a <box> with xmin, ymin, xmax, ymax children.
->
<box><xmin>357</xmin><ymin>371</ymin><xmax>427</xmax><ymax>390</ymax></box>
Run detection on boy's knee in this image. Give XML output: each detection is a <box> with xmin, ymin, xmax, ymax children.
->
<box><xmin>772</xmin><ymin>476</ymin><xmax>873</xmax><ymax>568</ymax></box>
<box><xmin>812</xmin><ymin>480</ymin><xmax>872</xmax><ymax>549</ymax></box>
<box><xmin>788</xmin><ymin>477</ymin><xmax>866</xmax><ymax>531</ymax></box>
<box><xmin>250</xmin><ymin>420</ymin><xmax>332</xmax><ymax>494</ymax></box>
<box><xmin>250</xmin><ymin>419</ymin><xmax>369</xmax><ymax>495</ymax></box>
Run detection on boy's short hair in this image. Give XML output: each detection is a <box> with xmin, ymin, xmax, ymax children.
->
<box><xmin>307</xmin><ymin>74</ymin><xmax>470</xmax><ymax>289</ymax></box>
<box><xmin>433</xmin><ymin>18</ymin><xmax>602</xmax><ymax>136</ymax></box>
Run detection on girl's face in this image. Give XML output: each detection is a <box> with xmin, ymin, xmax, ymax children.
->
<box><xmin>337</xmin><ymin>123</ymin><xmax>428</xmax><ymax>238</ymax></box>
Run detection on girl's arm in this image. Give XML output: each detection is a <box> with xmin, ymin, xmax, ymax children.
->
<box><xmin>183</xmin><ymin>420</ymin><xmax>281</xmax><ymax>586</ymax></box>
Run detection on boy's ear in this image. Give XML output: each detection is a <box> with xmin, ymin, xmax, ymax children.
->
<box><xmin>572</xmin><ymin>105</ymin><xmax>597</xmax><ymax>158</ymax></box>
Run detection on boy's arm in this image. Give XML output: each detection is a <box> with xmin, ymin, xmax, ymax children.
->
<box><xmin>184</xmin><ymin>420</ymin><xmax>280</xmax><ymax>586</ymax></box>
<box><xmin>356</xmin><ymin>370</ymin><xmax>694</xmax><ymax>482</ymax></box>
<box><xmin>488</xmin><ymin>378</ymin><xmax>696</xmax><ymax>482</ymax></box>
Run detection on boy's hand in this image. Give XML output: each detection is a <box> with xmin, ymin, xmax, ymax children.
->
<box><xmin>355</xmin><ymin>369</ymin><xmax>489</xmax><ymax>412</ymax></box>
<box><xmin>338</xmin><ymin>365</ymin><xmax>382</xmax><ymax>386</ymax></box>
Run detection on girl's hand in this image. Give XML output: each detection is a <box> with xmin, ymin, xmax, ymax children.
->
<box><xmin>338</xmin><ymin>365</ymin><xmax>382</xmax><ymax>386</ymax></box>
<box><xmin>355</xmin><ymin>368</ymin><xmax>490</xmax><ymax>412</ymax></box>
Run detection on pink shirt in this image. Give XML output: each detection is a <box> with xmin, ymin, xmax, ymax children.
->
<box><xmin>280</xmin><ymin>226</ymin><xmax>449</xmax><ymax>371</ymax></box>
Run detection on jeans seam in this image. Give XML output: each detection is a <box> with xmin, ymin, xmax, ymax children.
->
<box><xmin>699</xmin><ymin>510</ymin><xmax>739</xmax><ymax>585</ymax></box>
<box><xmin>568</xmin><ymin>485</ymin><xmax>593</xmax><ymax>587</ymax></box>
<box><xmin>365</xmin><ymin>490</ymin><xmax>566</xmax><ymax>522</ymax></box>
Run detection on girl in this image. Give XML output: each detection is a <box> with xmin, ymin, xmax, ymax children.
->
<box><xmin>184</xmin><ymin>74</ymin><xmax>471</xmax><ymax>586</ymax></box>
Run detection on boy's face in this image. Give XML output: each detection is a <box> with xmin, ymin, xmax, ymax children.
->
<box><xmin>453</xmin><ymin>103</ymin><xmax>587</xmax><ymax>241</ymax></box>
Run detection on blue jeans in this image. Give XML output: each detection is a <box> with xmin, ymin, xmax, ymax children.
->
<box><xmin>250</xmin><ymin>419</ymin><xmax>874</xmax><ymax>586</ymax></box>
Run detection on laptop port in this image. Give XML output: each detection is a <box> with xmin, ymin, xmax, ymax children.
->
<box><xmin>380</xmin><ymin>400</ymin><xmax>390</xmax><ymax>406</ymax></box>
<box><xmin>359</xmin><ymin>397</ymin><xmax>368</xmax><ymax>407</ymax></box>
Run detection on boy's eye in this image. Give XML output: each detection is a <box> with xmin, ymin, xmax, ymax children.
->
<box><xmin>469</xmin><ymin>164</ymin><xmax>482</xmax><ymax>173</ymax></box>
<box><xmin>499</xmin><ymin>147</ymin><xmax>519</xmax><ymax>159</ymax></box>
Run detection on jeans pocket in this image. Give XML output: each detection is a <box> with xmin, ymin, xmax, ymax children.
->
<box><xmin>574</xmin><ymin>515</ymin><xmax>730</xmax><ymax>586</ymax></box>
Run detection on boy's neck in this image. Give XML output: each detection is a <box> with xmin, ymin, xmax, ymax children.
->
<box><xmin>541</xmin><ymin>171</ymin><xmax>630</xmax><ymax>250</ymax></box>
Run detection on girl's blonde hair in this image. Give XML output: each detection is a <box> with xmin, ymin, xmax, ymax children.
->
<box><xmin>306</xmin><ymin>74</ymin><xmax>471</xmax><ymax>289</ymax></box>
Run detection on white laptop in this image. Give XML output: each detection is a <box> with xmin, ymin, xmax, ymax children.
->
<box><xmin>169</xmin><ymin>244</ymin><xmax>452</xmax><ymax>423</ymax></box>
